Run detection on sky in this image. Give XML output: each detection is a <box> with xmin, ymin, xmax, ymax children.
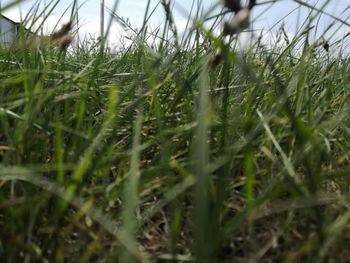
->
<box><xmin>1</xmin><ymin>0</ymin><xmax>350</xmax><ymax>49</ymax></box>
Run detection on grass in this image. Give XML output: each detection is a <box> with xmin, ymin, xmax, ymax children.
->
<box><xmin>1</xmin><ymin>0</ymin><xmax>350</xmax><ymax>261</ymax></box>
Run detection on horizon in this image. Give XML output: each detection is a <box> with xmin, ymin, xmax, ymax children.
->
<box><xmin>0</xmin><ymin>0</ymin><xmax>349</xmax><ymax>50</ymax></box>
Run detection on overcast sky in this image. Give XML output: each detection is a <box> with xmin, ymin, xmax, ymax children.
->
<box><xmin>1</xmin><ymin>0</ymin><xmax>350</xmax><ymax>49</ymax></box>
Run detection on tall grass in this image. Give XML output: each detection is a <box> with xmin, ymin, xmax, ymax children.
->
<box><xmin>1</xmin><ymin>0</ymin><xmax>350</xmax><ymax>262</ymax></box>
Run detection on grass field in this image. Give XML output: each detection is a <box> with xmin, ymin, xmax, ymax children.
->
<box><xmin>1</xmin><ymin>0</ymin><xmax>350</xmax><ymax>262</ymax></box>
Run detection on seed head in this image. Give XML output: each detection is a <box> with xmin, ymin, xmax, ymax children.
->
<box><xmin>50</xmin><ymin>20</ymin><xmax>74</xmax><ymax>50</ymax></box>
<box><xmin>248</xmin><ymin>0</ymin><xmax>257</xmax><ymax>10</ymax></box>
<box><xmin>211</xmin><ymin>49</ymin><xmax>223</xmax><ymax>68</ymax></box>
<box><xmin>323</xmin><ymin>41</ymin><xmax>329</xmax><ymax>52</ymax></box>
<box><xmin>223</xmin><ymin>8</ymin><xmax>250</xmax><ymax>36</ymax></box>
<box><xmin>222</xmin><ymin>0</ymin><xmax>242</xmax><ymax>13</ymax></box>
<box><xmin>56</xmin><ymin>34</ymin><xmax>74</xmax><ymax>50</ymax></box>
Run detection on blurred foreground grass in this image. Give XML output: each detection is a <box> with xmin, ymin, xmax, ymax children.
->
<box><xmin>1</xmin><ymin>0</ymin><xmax>350</xmax><ymax>262</ymax></box>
